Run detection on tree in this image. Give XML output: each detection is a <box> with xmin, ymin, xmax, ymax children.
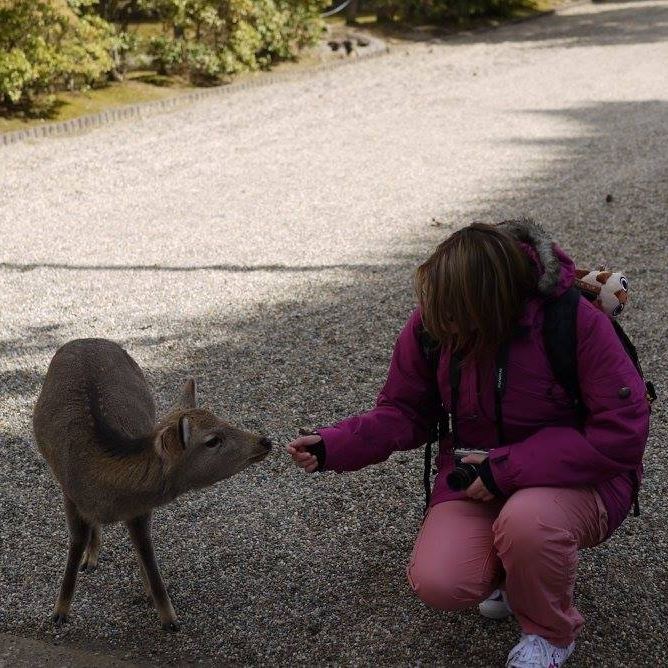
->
<box><xmin>0</xmin><ymin>0</ymin><xmax>116</xmax><ymax>106</ymax></box>
<box><xmin>146</xmin><ymin>0</ymin><xmax>327</xmax><ymax>81</ymax></box>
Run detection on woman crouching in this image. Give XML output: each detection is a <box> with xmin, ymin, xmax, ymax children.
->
<box><xmin>287</xmin><ymin>220</ymin><xmax>650</xmax><ymax>667</ymax></box>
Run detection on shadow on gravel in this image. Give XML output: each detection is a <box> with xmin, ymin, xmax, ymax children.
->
<box><xmin>1</xmin><ymin>98</ymin><xmax>666</xmax><ymax>666</ymax></box>
<box><xmin>498</xmin><ymin>3</ymin><xmax>668</xmax><ymax>48</ymax></box>
<box><xmin>0</xmin><ymin>369</ymin><xmax>44</xmax><ymax>398</ymax></box>
<box><xmin>0</xmin><ymin>258</ymin><xmax>455</xmax><ymax>666</ymax></box>
<box><xmin>106</xmin><ymin>98</ymin><xmax>666</xmax><ymax>666</ymax></box>
<box><xmin>426</xmin><ymin>2</ymin><xmax>668</xmax><ymax>48</ymax></box>
<box><xmin>0</xmin><ymin>261</ymin><xmax>390</xmax><ymax>274</ymax></box>
<box><xmin>0</xmin><ymin>324</ymin><xmax>66</xmax><ymax>355</ymax></box>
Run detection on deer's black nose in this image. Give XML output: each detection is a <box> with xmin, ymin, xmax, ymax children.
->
<box><xmin>259</xmin><ymin>437</ymin><xmax>272</xmax><ymax>451</ymax></box>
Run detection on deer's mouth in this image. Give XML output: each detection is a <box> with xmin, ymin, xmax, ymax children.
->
<box><xmin>248</xmin><ymin>450</ymin><xmax>270</xmax><ymax>463</ymax></box>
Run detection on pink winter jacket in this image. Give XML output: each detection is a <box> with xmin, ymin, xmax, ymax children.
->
<box><xmin>318</xmin><ymin>221</ymin><xmax>651</xmax><ymax>536</ymax></box>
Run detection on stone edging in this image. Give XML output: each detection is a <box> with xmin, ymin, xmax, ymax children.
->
<box><xmin>0</xmin><ymin>33</ymin><xmax>389</xmax><ymax>148</ymax></box>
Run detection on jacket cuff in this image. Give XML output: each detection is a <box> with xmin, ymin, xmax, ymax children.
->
<box><xmin>305</xmin><ymin>439</ymin><xmax>326</xmax><ymax>472</ymax></box>
<box><xmin>487</xmin><ymin>446</ymin><xmax>515</xmax><ymax>496</ymax></box>
<box><xmin>315</xmin><ymin>426</ymin><xmax>369</xmax><ymax>472</ymax></box>
<box><xmin>477</xmin><ymin>458</ymin><xmax>505</xmax><ymax>497</ymax></box>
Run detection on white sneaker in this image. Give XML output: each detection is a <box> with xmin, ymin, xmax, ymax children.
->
<box><xmin>479</xmin><ymin>589</ymin><xmax>512</xmax><ymax>620</ymax></box>
<box><xmin>506</xmin><ymin>634</ymin><xmax>575</xmax><ymax>668</ymax></box>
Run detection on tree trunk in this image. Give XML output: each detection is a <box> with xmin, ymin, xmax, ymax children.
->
<box><xmin>345</xmin><ymin>0</ymin><xmax>360</xmax><ymax>25</ymax></box>
<box><xmin>120</xmin><ymin>0</ymin><xmax>139</xmax><ymax>32</ymax></box>
<box><xmin>377</xmin><ymin>5</ymin><xmax>395</xmax><ymax>24</ymax></box>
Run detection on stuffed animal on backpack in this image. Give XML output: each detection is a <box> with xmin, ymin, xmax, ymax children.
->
<box><xmin>575</xmin><ymin>268</ymin><xmax>629</xmax><ymax>318</ymax></box>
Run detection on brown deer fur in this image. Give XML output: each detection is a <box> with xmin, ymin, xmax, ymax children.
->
<box><xmin>34</xmin><ymin>338</ymin><xmax>271</xmax><ymax>631</ymax></box>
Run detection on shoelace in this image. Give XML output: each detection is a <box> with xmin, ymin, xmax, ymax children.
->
<box><xmin>507</xmin><ymin>635</ymin><xmax>559</xmax><ymax>668</ymax></box>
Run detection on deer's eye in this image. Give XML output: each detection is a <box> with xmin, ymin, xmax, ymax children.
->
<box><xmin>204</xmin><ymin>435</ymin><xmax>221</xmax><ymax>448</ymax></box>
<box><xmin>620</xmin><ymin>276</ymin><xmax>629</xmax><ymax>291</ymax></box>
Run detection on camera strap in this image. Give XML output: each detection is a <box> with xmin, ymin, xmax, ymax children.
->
<box><xmin>422</xmin><ymin>341</ymin><xmax>510</xmax><ymax>514</ymax></box>
<box><xmin>449</xmin><ymin>343</ymin><xmax>510</xmax><ymax>448</ymax></box>
<box><xmin>494</xmin><ymin>342</ymin><xmax>510</xmax><ymax>446</ymax></box>
<box><xmin>449</xmin><ymin>352</ymin><xmax>462</xmax><ymax>448</ymax></box>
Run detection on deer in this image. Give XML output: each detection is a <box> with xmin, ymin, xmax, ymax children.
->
<box><xmin>33</xmin><ymin>338</ymin><xmax>272</xmax><ymax>631</ymax></box>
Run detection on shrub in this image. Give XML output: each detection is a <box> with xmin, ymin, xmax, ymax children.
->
<box><xmin>145</xmin><ymin>0</ymin><xmax>327</xmax><ymax>81</ymax></box>
<box><xmin>185</xmin><ymin>42</ymin><xmax>221</xmax><ymax>82</ymax></box>
<box><xmin>0</xmin><ymin>48</ymin><xmax>33</xmax><ymax>105</ymax></box>
<box><xmin>148</xmin><ymin>35</ymin><xmax>186</xmax><ymax>75</ymax></box>
<box><xmin>0</xmin><ymin>0</ymin><xmax>327</xmax><ymax>105</ymax></box>
<box><xmin>148</xmin><ymin>35</ymin><xmax>221</xmax><ymax>81</ymax></box>
<box><xmin>0</xmin><ymin>0</ymin><xmax>116</xmax><ymax>107</ymax></box>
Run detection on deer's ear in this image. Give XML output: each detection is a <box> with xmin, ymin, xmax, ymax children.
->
<box><xmin>157</xmin><ymin>423</ymin><xmax>187</xmax><ymax>460</ymax></box>
<box><xmin>178</xmin><ymin>416</ymin><xmax>191</xmax><ymax>449</ymax></box>
<box><xmin>173</xmin><ymin>378</ymin><xmax>197</xmax><ymax>410</ymax></box>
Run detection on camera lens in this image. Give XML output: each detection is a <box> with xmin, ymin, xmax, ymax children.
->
<box><xmin>446</xmin><ymin>463</ymin><xmax>479</xmax><ymax>491</ymax></box>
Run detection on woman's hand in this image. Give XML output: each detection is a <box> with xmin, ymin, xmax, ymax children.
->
<box><xmin>461</xmin><ymin>453</ymin><xmax>494</xmax><ymax>502</ymax></box>
<box><xmin>286</xmin><ymin>434</ymin><xmax>322</xmax><ymax>473</ymax></box>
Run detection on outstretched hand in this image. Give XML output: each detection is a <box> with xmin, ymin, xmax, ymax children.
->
<box><xmin>286</xmin><ymin>434</ymin><xmax>322</xmax><ymax>473</ymax></box>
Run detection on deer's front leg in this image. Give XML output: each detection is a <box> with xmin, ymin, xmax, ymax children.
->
<box><xmin>126</xmin><ymin>512</ymin><xmax>178</xmax><ymax>631</ymax></box>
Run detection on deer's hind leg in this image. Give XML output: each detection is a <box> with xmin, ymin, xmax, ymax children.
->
<box><xmin>80</xmin><ymin>525</ymin><xmax>101</xmax><ymax>572</ymax></box>
<box><xmin>126</xmin><ymin>512</ymin><xmax>178</xmax><ymax>632</ymax></box>
<box><xmin>53</xmin><ymin>496</ymin><xmax>92</xmax><ymax>626</ymax></box>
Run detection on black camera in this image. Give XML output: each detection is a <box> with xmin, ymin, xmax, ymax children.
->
<box><xmin>446</xmin><ymin>449</ymin><xmax>485</xmax><ymax>491</ymax></box>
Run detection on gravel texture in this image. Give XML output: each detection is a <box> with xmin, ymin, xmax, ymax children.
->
<box><xmin>1</xmin><ymin>1</ymin><xmax>667</xmax><ymax>666</ymax></box>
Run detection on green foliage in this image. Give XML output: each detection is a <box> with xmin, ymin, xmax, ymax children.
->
<box><xmin>0</xmin><ymin>0</ymin><xmax>326</xmax><ymax>108</ymax></box>
<box><xmin>147</xmin><ymin>35</ymin><xmax>185</xmax><ymax>75</ymax></box>
<box><xmin>148</xmin><ymin>34</ymin><xmax>221</xmax><ymax>82</ymax></box>
<box><xmin>0</xmin><ymin>49</ymin><xmax>33</xmax><ymax>105</ymax></box>
<box><xmin>0</xmin><ymin>0</ymin><xmax>116</xmax><ymax>107</ymax></box>
<box><xmin>144</xmin><ymin>0</ymin><xmax>327</xmax><ymax>82</ymax></box>
<box><xmin>185</xmin><ymin>41</ymin><xmax>221</xmax><ymax>81</ymax></box>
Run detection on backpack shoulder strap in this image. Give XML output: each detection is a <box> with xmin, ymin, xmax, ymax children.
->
<box><xmin>611</xmin><ymin>319</ymin><xmax>642</xmax><ymax>375</ymax></box>
<box><xmin>543</xmin><ymin>287</ymin><xmax>652</xmax><ymax>517</ymax></box>
<box><xmin>418</xmin><ymin>324</ymin><xmax>441</xmax><ymax>367</ymax></box>
<box><xmin>611</xmin><ymin>320</ymin><xmax>656</xmax><ymax>404</ymax></box>
<box><xmin>543</xmin><ymin>287</ymin><xmax>582</xmax><ymax>407</ymax></box>
<box><xmin>417</xmin><ymin>324</ymin><xmax>445</xmax><ymax>515</ymax></box>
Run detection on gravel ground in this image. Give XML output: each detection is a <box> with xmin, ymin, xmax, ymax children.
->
<box><xmin>1</xmin><ymin>1</ymin><xmax>667</xmax><ymax>666</ymax></box>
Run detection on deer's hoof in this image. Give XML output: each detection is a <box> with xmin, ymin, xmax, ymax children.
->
<box><xmin>80</xmin><ymin>560</ymin><xmax>97</xmax><ymax>573</ymax></box>
<box><xmin>52</xmin><ymin>612</ymin><xmax>69</xmax><ymax>627</ymax></box>
<box><xmin>161</xmin><ymin>620</ymin><xmax>180</xmax><ymax>633</ymax></box>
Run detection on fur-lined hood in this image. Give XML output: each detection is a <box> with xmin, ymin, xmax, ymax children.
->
<box><xmin>497</xmin><ymin>218</ymin><xmax>575</xmax><ymax>297</ymax></box>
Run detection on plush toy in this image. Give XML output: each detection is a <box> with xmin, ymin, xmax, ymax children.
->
<box><xmin>575</xmin><ymin>268</ymin><xmax>629</xmax><ymax>318</ymax></box>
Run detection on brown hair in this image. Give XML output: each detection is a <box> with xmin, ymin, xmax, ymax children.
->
<box><xmin>415</xmin><ymin>223</ymin><xmax>536</xmax><ymax>361</ymax></box>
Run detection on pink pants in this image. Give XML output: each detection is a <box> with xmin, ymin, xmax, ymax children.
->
<box><xmin>407</xmin><ymin>487</ymin><xmax>608</xmax><ymax>646</ymax></box>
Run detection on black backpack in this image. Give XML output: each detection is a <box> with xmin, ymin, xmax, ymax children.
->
<box><xmin>420</xmin><ymin>286</ymin><xmax>656</xmax><ymax>515</ymax></box>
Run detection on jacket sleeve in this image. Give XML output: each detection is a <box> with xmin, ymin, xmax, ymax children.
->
<box><xmin>317</xmin><ymin>309</ymin><xmax>441</xmax><ymax>473</ymax></box>
<box><xmin>488</xmin><ymin>299</ymin><xmax>650</xmax><ymax>494</ymax></box>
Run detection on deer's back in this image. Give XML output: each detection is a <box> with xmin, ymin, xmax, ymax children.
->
<box><xmin>34</xmin><ymin>339</ymin><xmax>156</xmax><ymax>492</ymax></box>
